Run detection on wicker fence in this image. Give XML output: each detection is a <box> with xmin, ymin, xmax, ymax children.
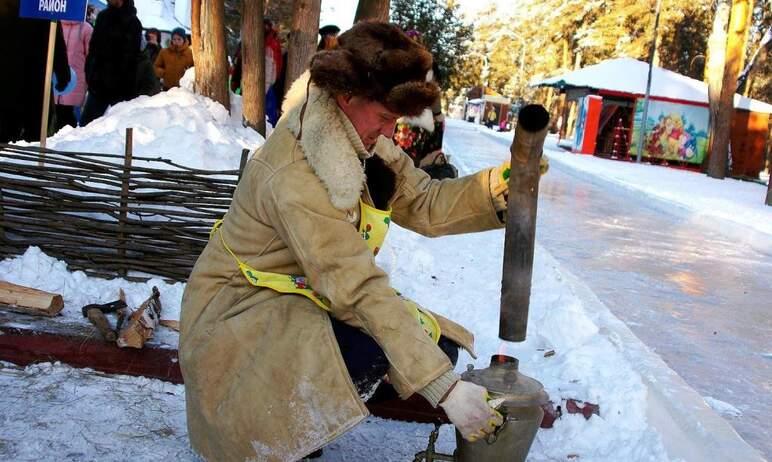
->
<box><xmin>0</xmin><ymin>135</ymin><xmax>250</xmax><ymax>281</ymax></box>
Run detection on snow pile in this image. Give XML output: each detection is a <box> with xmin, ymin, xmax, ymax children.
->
<box><xmin>41</xmin><ymin>68</ymin><xmax>263</xmax><ymax>171</ymax></box>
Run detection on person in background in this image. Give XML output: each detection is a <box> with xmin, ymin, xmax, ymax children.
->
<box><xmin>392</xmin><ymin>30</ymin><xmax>457</xmax><ymax>179</ymax></box>
<box><xmin>485</xmin><ymin>106</ymin><xmax>498</xmax><ymax>129</ymax></box>
<box><xmin>136</xmin><ymin>32</ymin><xmax>162</xmax><ymax>97</ymax></box>
<box><xmin>81</xmin><ymin>0</ymin><xmax>142</xmax><ymax>126</ymax></box>
<box><xmin>317</xmin><ymin>24</ymin><xmax>340</xmax><ymax>51</ymax></box>
<box><xmin>264</xmin><ymin>18</ymin><xmax>283</xmax><ymax>126</ymax></box>
<box><xmin>55</xmin><ymin>19</ymin><xmax>93</xmax><ymax>130</ymax></box>
<box><xmin>154</xmin><ymin>27</ymin><xmax>194</xmax><ymax>90</ymax></box>
<box><xmin>143</xmin><ymin>28</ymin><xmax>161</xmax><ymax>65</ymax></box>
<box><xmin>0</xmin><ymin>0</ymin><xmax>70</xmax><ymax>142</ymax></box>
<box><xmin>230</xmin><ymin>19</ymin><xmax>283</xmax><ymax>126</ymax></box>
<box><xmin>86</xmin><ymin>5</ymin><xmax>98</xmax><ymax>26</ymax></box>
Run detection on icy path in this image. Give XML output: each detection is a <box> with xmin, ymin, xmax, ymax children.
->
<box><xmin>444</xmin><ymin>120</ymin><xmax>772</xmax><ymax>459</ymax></box>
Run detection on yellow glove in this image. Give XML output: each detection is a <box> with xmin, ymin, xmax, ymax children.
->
<box><xmin>489</xmin><ymin>156</ymin><xmax>549</xmax><ymax>212</ymax></box>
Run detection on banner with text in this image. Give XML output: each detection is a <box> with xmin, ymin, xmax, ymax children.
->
<box><xmin>19</xmin><ymin>0</ymin><xmax>88</xmax><ymax>22</ymax></box>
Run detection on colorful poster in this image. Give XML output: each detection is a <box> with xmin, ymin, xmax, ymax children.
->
<box><xmin>573</xmin><ymin>97</ymin><xmax>589</xmax><ymax>152</ymax></box>
<box><xmin>630</xmin><ymin>99</ymin><xmax>709</xmax><ymax>164</ymax></box>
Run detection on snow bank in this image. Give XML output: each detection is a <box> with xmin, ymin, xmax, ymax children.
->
<box><xmin>38</xmin><ymin>68</ymin><xmax>263</xmax><ymax>171</ymax></box>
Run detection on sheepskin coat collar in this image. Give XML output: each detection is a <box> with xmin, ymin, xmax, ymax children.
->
<box><xmin>280</xmin><ymin>72</ymin><xmax>401</xmax><ymax>211</ymax></box>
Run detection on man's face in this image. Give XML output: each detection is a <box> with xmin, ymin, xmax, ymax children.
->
<box><xmin>336</xmin><ymin>95</ymin><xmax>400</xmax><ymax>150</ymax></box>
<box><xmin>172</xmin><ymin>35</ymin><xmax>185</xmax><ymax>47</ymax></box>
<box><xmin>107</xmin><ymin>0</ymin><xmax>123</xmax><ymax>8</ymax></box>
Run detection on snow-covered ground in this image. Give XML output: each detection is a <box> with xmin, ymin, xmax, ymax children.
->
<box><xmin>0</xmin><ymin>88</ymin><xmax>767</xmax><ymax>461</ymax></box>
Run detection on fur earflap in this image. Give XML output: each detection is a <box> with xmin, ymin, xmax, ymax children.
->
<box><xmin>397</xmin><ymin>109</ymin><xmax>435</xmax><ymax>133</ymax></box>
<box><xmin>385</xmin><ymin>81</ymin><xmax>438</xmax><ymax>117</ymax></box>
<box><xmin>309</xmin><ymin>21</ymin><xmax>439</xmax><ymax>116</ymax></box>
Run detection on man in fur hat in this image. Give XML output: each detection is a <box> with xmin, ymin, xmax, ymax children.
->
<box><xmin>180</xmin><ymin>21</ymin><xmax>516</xmax><ymax>461</ymax></box>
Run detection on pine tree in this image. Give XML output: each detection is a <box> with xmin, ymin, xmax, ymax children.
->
<box><xmin>449</xmin><ymin>0</ymin><xmax>714</xmax><ymax>102</ymax></box>
<box><xmin>390</xmin><ymin>0</ymin><xmax>472</xmax><ymax>88</ymax></box>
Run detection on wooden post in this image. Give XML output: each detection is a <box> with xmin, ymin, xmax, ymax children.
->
<box><xmin>39</xmin><ymin>21</ymin><xmax>57</xmax><ymax>157</ymax></box>
<box><xmin>238</xmin><ymin>148</ymin><xmax>250</xmax><ymax>181</ymax></box>
<box><xmin>119</xmin><ymin>128</ymin><xmax>133</xmax><ymax>277</ymax></box>
<box><xmin>284</xmin><ymin>0</ymin><xmax>321</xmax><ymax>93</ymax></box>
<box><xmin>499</xmin><ymin>105</ymin><xmax>550</xmax><ymax>342</ymax></box>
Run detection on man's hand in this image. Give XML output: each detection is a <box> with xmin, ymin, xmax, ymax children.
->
<box><xmin>439</xmin><ymin>380</ymin><xmax>503</xmax><ymax>442</ymax></box>
<box><xmin>489</xmin><ymin>156</ymin><xmax>549</xmax><ymax>212</ymax></box>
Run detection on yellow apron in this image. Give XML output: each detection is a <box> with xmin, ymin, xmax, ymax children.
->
<box><xmin>211</xmin><ymin>199</ymin><xmax>441</xmax><ymax>342</ymax></box>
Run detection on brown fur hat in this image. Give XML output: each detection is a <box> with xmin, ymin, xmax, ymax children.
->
<box><xmin>309</xmin><ymin>21</ymin><xmax>439</xmax><ymax>116</ymax></box>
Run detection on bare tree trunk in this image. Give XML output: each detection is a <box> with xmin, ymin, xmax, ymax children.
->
<box><xmin>242</xmin><ymin>0</ymin><xmax>266</xmax><ymax>135</ymax></box>
<box><xmin>191</xmin><ymin>0</ymin><xmax>201</xmax><ymax>66</ymax></box>
<box><xmin>284</xmin><ymin>0</ymin><xmax>321</xmax><ymax>93</ymax></box>
<box><xmin>354</xmin><ymin>0</ymin><xmax>390</xmax><ymax>22</ymax></box>
<box><xmin>705</xmin><ymin>1</ymin><xmax>730</xmax><ymax>176</ymax></box>
<box><xmin>191</xmin><ymin>0</ymin><xmax>230</xmax><ymax>110</ymax></box>
<box><xmin>707</xmin><ymin>0</ymin><xmax>750</xmax><ymax>179</ymax></box>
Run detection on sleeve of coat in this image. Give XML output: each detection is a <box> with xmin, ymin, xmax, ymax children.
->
<box><xmin>260</xmin><ymin>166</ymin><xmax>453</xmax><ymax>399</ymax></box>
<box><xmin>375</xmin><ymin>138</ymin><xmax>504</xmax><ymax>237</ymax></box>
<box><xmin>53</xmin><ymin>22</ymin><xmax>70</xmax><ymax>88</ymax></box>
<box><xmin>154</xmin><ymin>51</ymin><xmax>165</xmax><ymax>79</ymax></box>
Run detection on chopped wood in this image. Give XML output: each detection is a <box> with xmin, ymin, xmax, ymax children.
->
<box><xmin>117</xmin><ymin>287</ymin><xmax>162</xmax><ymax>349</ymax></box>
<box><xmin>85</xmin><ymin>308</ymin><xmax>117</xmax><ymax>342</ymax></box>
<box><xmin>0</xmin><ymin>280</ymin><xmax>63</xmax><ymax>317</ymax></box>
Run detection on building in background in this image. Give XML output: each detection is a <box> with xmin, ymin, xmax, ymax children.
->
<box><xmin>535</xmin><ymin>58</ymin><xmax>772</xmax><ymax>177</ymax></box>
